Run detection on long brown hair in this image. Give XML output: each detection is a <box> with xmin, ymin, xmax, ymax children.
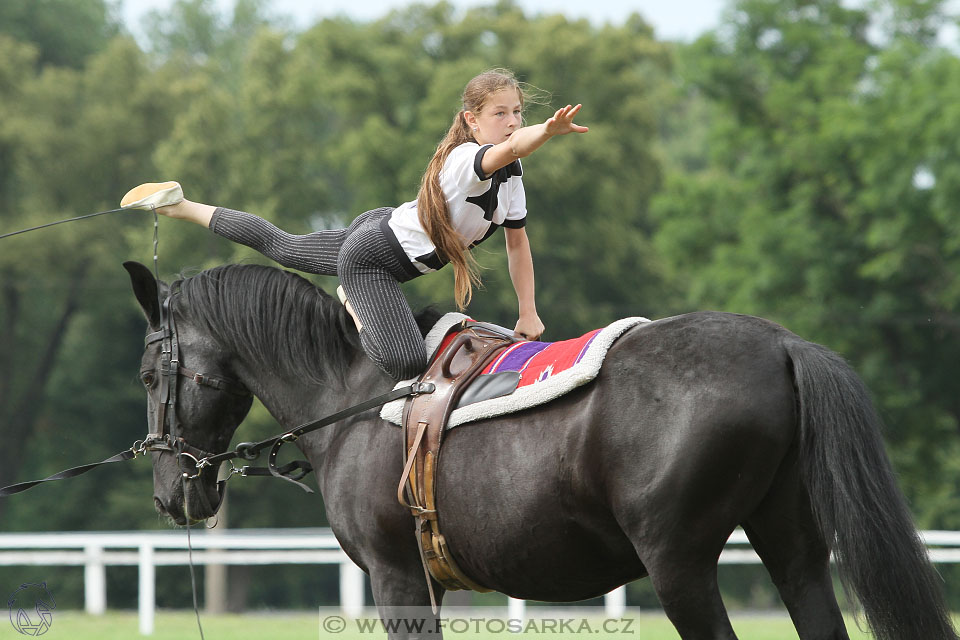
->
<box><xmin>417</xmin><ymin>69</ymin><xmax>524</xmax><ymax>310</ymax></box>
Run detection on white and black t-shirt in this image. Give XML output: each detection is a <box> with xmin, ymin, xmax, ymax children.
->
<box><xmin>387</xmin><ymin>142</ymin><xmax>527</xmax><ymax>274</ymax></box>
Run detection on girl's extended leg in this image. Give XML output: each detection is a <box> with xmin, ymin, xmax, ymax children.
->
<box><xmin>209</xmin><ymin>207</ymin><xmax>348</xmax><ymax>276</ymax></box>
<box><xmin>140</xmin><ymin>188</ymin><xmax>426</xmax><ymax>379</ymax></box>
<box><xmin>121</xmin><ymin>185</ymin><xmax>345</xmax><ymax>274</ymax></box>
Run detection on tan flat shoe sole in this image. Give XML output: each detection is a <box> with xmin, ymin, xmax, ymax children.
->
<box><xmin>120</xmin><ymin>181</ymin><xmax>183</xmax><ymax>210</ymax></box>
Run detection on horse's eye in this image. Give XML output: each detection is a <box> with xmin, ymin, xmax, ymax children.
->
<box><xmin>141</xmin><ymin>371</ymin><xmax>156</xmax><ymax>387</ymax></box>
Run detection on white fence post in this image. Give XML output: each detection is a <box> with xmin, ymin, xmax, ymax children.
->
<box><xmin>84</xmin><ymin>544</ymin><xmax>106</xmax><ymax>615</ymax></box>
<box><xmin>205</xmin><ymin>493</ymin><xmax>228</xmax><ymax>614</ymax></box>
<box><xmin>604</xmin><ymin>586</ymin><xmax>626</xmax><ymax>618</ymax></box>
<box><xmin>339</xmin><ymin>559</ymin><xmax>365</xmax><ymax>618</ymax></box>
<box><xmin>507</xmin><ymin>597</ymin><xmax>525</xmax><ymax>624</ymax></box>
<box><xmin>138</xmin><ymin>543</ymin><xmax>155</xmax><ymax>636</ymax></box>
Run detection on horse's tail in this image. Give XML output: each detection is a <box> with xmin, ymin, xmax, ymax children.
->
<box><xmin>785</xmin><ymin>338</ymin><xmax>957</xmax><ymax>640</ymax></box>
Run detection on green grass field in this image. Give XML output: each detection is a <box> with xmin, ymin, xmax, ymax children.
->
<box><xmin>0</xmin><ymin>610</ymin><xmax>895</xmax><ymax>639</ymax></box>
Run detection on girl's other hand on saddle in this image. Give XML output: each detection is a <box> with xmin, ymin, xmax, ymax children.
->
<box><xmin>515</xmin><ymin>314</ymin><xmax>545</xmax><ymax>341</ymax></box>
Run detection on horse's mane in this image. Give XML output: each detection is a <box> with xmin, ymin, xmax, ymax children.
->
<box><xmin>174</xmin><ymin>265</ymin><xmax>357</xmax><ymax>386</ymax></box>
<box><xmin>174</xmin><ymin>264</ymin><xmax>442</xmax><ymax>386</ymax></box>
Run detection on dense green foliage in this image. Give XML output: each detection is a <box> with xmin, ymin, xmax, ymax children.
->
<box><xmin>0</xmin><ymin>0</ymin><xmax>958</xmax><ymax>612</ymax></box>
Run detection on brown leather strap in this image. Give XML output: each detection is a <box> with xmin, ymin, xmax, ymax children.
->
<box><xmin>397</xmin><ymin>421</ymin><xmax>430</xmax><ymax>513</ymax></box>
<box><xmin>399</xmin><ymin>324</ymin><xmax>521</xmax><ymax>594</ymax></box>
<box><xmin>415</xmin><ymin>517</ymin><xmax>439</xmax><ymax>614</ymax></box>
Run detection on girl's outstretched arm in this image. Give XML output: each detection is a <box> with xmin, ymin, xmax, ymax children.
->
<box><xmin>505</xmin><ymin>226</ymin><xmax>544</xmax><ymax>340</ymax></box>
<box><xmin>480</xmin><ymin>104</ymin><xmax>588</xmax><ymax>177</ymax></box>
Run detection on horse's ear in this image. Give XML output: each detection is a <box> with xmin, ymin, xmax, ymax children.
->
<box><xmin>123</xmin><ymin>261</ymin><xmax>162</xmax><ymax>330</ymax></box>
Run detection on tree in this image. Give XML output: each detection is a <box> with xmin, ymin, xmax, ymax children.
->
<box><xmin>0</xmin><ymin>0</ymin><xmax>118</xmax><ymax>68</ymax></box>
<box><xmin>0</xmin><ymin>35</ymin><xmax>178</xmax><ymax>524</ymax></box>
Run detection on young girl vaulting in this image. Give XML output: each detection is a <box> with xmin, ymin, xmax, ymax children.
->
<box><xmin>121</xmin><ymin>69</ymin><xmax>588</xmax><ymax>380</ymax></box>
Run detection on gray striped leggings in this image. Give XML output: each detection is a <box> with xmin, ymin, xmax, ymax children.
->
<box><xmin>210</xmin><ymin>207</ymin><xmax>427</xmax><ymax>379</ymax></box>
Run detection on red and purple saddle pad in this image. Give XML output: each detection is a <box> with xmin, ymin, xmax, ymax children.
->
<box><xmin>382</xmin><ymin>313</ymin><xmax>649</xmax><ymax>428</ymax></box>
<box><xmin>431</xmin><ymin>325</ymin><xmax>606</xmax><ymax>388</ymax></box>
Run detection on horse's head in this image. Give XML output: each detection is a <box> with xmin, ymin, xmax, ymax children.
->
<box><xmin>124</xmin><ymin>262</ymin><xmax>254</xmax><ymax>525</ymax></box>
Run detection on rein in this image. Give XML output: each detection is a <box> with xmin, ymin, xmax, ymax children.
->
<box><xmin>0</xmin><ymin>377</ymin><xmax>434</xmax><ymax>498</ymax></box>
<box><xmin>192</xmin><ymin>382</ymin><xmax>436</xmax><ymax>491</ymax></box>
<box><xmin>0</xmin><ymin>205</ymin><xmax>151</xmax><ymax>497</ymax></box>
<box><xmin>0</xmin><ymin>207</ymin><xmax>128</xmax><ymax>240</ymax></box>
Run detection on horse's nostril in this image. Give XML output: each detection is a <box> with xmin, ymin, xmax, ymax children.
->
<box><xmin>154</xmin><ymin>497</ymin><xmax>167</xmax><ymax>514</ymax></box>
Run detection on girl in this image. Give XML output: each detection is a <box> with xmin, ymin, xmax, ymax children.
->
<box><xmin>121</xmin><ymin>69</ymin><xmax>588</xmax><ymax>380</ymax></box>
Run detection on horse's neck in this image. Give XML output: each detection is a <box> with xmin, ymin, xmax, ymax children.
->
<box><xmin>244</xmin><ymin>356</ymin><xmax>390</xmax><ymax>454</ymax></box>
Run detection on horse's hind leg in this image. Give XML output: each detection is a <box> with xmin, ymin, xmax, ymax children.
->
<box><xmin>742</xmin><ymin>455</ymin><xmax>849</xmax><ymax>640</ymax></box>
<box><xmin>644</xmin><ymin>553</ymin><xmax>739</xmax><ymax>640</ymax></box>
<box><xmin>631</xmin><ymin>525</ymin><xmax>741</xmax><ymax>640</ymax></box>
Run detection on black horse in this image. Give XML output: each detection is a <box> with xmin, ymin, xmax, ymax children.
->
<box><xmin>124</xmin><ymin>261</ymin><xmax>956</xmax><ymax>640</ymax></box>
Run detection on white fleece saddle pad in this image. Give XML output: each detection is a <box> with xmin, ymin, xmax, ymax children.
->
<box><xmin>380</xmin><ymin>313</ymin><xmax>649</xmax><ymax>429</ymax></box>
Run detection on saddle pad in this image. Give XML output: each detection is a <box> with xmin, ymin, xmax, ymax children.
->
<box><xmin>380</xmin><ymin>313</ymin><xmax>649</xmax><ymax>428</ymax></box>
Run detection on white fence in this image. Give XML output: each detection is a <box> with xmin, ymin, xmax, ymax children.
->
<box><xmin>2</xmin><ymin>528</ymin><xmax>959</xmax><ymax>635</ymax></box>
<box><xmin>0</xmin><ymin>528</ymin><xmax>351</xmax><ymax>635</ymax></box>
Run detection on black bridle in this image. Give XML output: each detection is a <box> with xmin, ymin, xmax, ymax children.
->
<box><xmin>137</xmin><ymin>285</ymin><xmax>435</xmax><ymax>495</ymax></box>
<box><xmin>140</xmin><ymin>288</ymin><xmax>250</xmax><ymax>458</ymax></box>
<box><xmin>137</xmin><ymin>285</ymin><xmax>253</xmax><ymax>513</ymax></box>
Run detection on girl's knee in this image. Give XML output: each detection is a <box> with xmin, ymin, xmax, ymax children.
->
<box><xmin>360</xmin><ymin>331</ymin><xmax>426</xmax><ymax>380</ymax></box>
<box><xmin>374</xmin><ymin>351</ymin><xmax>426</xmax><ymax>380</ymax></box>
<box><xmin>394</xmin><ymin>358</ymin><xmax>427</xmax><ymax>381</ymax></box>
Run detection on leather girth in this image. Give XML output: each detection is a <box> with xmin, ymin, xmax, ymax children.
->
<box><xmin>397</xmin><ymin>321</ymin><xmax>521</xmax><ymax>598</ymax></box>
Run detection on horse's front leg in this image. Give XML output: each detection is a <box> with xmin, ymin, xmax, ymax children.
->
<box><xmin>369</xmin><ymin>557</ymin><xmax>445</xmax><ymax>640</ymax></box>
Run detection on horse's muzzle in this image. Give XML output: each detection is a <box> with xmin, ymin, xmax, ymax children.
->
<box><xmin>155</xmin><ymin>479</ymin><xmax>225</xmax><ymax>525</ymax></box>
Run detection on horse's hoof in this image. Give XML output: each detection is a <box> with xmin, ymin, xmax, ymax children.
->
<box><xmin>120</xmin><ymin>181</ymin><xmax>183</xmax><ymax>210</ymax></box>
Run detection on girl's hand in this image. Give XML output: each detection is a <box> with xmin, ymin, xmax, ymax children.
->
<box><xmin>544</xmin><ymin>104</ymin><xmax>589</xmax><ymax>137</ymax></box>
<box><xmin>514</xmin><ymin>314</ymin><xmax>545</xmax><ymax>341</ymax></box>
